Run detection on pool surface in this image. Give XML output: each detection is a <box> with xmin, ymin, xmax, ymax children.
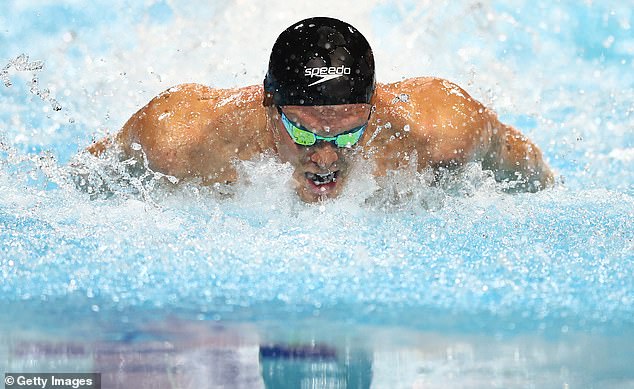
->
<box><xmin>1</xmin><ymin>1</ymin><xmax>633</xmax><ymax>388</ymax></box>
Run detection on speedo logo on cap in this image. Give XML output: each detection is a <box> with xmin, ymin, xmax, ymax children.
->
<box><xmin>305</xmin><ymin>65</ymin><xmax>351</xmax><ymax>87</ymax></box>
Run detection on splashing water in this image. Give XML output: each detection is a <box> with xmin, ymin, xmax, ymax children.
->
<box><xmin>1</xmin><ymin>1</ymin><xmax>633</xmax><ymax>387</ymax></box>
<box><xmin>2</xmin><ymin>54</ymin><xmax>61</xmax><ymax>112</ymax></box>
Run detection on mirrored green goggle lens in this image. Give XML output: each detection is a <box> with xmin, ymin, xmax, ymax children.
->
<box><xmin>289</xmin><ymin>126</ymin><xmax>317</xmax><ymax>146</ymax></box>
<box><xmin>282</xmin><ymin>113</ymin><xmax>366</xmax><ymax>148</ymax></box>
<box><xmin>334</xmin><ymin>131</ymin><xmax>364</xmax><ymax>148</ymax></box>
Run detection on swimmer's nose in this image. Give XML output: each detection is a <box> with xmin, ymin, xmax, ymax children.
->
<box><xmin>310</xmin><ymin>143</ymin><xmax>339</xmax><ymax>170</ymax></box>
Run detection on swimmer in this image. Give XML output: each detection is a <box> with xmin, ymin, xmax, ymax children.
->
<box><xmin>88</xmin><ymin>17</ymin><xmax>554</xmax><ymax>202</ymax></box>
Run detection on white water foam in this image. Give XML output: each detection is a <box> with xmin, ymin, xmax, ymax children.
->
<box><xmin>0</xmin><ymin>0</ymin><xmax>632</xmax><ymax>338</ymax></box>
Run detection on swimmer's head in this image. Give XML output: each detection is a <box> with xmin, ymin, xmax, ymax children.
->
<box><xmin>263</xmin><ymin>17</ymin><xmax>375</xmax><ymax>107</ymax></box>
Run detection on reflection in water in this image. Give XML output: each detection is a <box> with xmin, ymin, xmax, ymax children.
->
<box><xmin>3</xmin><ymin>320</ymin><xmax>634</xmax><ymax>389</ymax></box>
<box><xmin>259</xmin><ymin>344</ymin><xmax>372</xmax><ymax>388</ymax></box>
<box><xmin>3</xmin><ymin>322</ymin><xmax>373</xmax><ymax>389</ymax></box>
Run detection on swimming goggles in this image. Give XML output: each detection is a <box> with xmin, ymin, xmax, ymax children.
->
<box><xmin>277</xmin><ymin>106</ymin><xmax>368</xmax><ymax>148</ymax></box>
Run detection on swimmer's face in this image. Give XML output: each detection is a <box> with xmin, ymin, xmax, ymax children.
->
<box><xmin>270</xmin><ymin>103</ymin><xmax>372</xmax><ymax>202</ymax></box>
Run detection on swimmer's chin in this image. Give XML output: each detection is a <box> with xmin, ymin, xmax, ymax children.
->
<box><xmin>297</xmin><ymin>189</ymin><xmax>339</xmax><ymax>203</ymax></box>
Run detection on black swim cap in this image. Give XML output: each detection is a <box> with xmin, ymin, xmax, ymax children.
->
<box><xmin>264</xmin><ymin>17</ymin><xmax>375</xmax><ymax>106</ymax></box>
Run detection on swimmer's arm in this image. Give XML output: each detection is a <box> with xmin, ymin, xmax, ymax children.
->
<box><xmin>85</xmin><ymin>83</ymin><xmax>266</xmax><ymax>184</ymax></box>
<box><xmin>86</xmin><ymin>99</ymin><xmax>143</xmax><ymax>158</ymax></box>
<box><xmin>409</xmin><ymin>78</ymin><xmax>554</xmax><ymax>192</ymax></box>
<box><xmin>85</xmin><ymin>83</ymin><xmax>207</xmax><ymax>175</ymax></box>
<box><xmin>482</xmin><ymin>117</ymin><xmax>554</xmax><ymax>192</ymax></box>
<box><xmin>86</xmin><ymin>133</ymin><xmax>122</xmax><ymax>156</ymax></box>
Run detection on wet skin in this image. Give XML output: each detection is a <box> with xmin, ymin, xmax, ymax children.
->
<box><xmin>271</xmin><ymin>104</ymin><xmax>371</xmax><ymax>202</ymax></box>
<box><xmin>88</xmin><ymin>77</ymin><xmax>555</xmax><ymax>202</ymax></box>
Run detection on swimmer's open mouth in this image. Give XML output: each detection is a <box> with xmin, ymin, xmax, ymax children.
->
<box><xmin>305</xmin><ymin>171</ymin><xmax>338</xmax><ymax>186</ymax></box>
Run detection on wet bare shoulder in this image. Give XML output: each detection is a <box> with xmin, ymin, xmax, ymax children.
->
<box><xmin>373</xmin><ymin>77</ymin><xmax>494</xmax><ymax>167</ymax></box>
<box><xmin>117</xmin><ymin>83</ymin><xmax>216</xmax><ymax>153</ymax></box>
<box><xmin>116</xmin><ymin>83</ymin><xmax>269</xmax><ymax>182</ymax></box>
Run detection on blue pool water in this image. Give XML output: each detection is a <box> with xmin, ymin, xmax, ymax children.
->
<box><xmin>1</xmin><ymin>1</ymin><xmax>633</xmax><ymax>388</ymax></box>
